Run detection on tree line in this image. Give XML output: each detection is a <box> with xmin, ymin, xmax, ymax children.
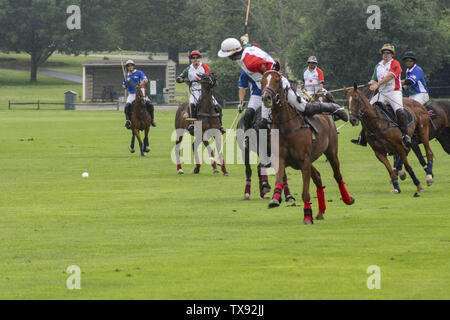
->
<box><xmin>0</xmin><ymin>0</ymin><xmax>448</xmax><ymax>101</ymax></box>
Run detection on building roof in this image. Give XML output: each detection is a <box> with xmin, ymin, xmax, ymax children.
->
<box><xmin>82</xmin><ymin>60</ymin><xmax>175</xmax><ymax>67</ymax></box>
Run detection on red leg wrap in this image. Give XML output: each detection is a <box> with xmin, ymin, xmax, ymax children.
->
<box><xmin>339</xmin><ymin>182</ymin><xmax>352</xmax><ymax>205</ymax></box>
<box><xmin>317</xmin><ymin>186</ymin><xmax>326</xmax><ymax>212</ymax></box>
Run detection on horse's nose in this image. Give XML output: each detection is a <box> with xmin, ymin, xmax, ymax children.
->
<box><xmin>349</xmin><ymin>116</ymin><xmax>358</xmax><ymax>126</ymax></box>
<box><xmin>262</xmin><ymin>94</ymin><xmax>272</xmax><ymax>107</ymax></box>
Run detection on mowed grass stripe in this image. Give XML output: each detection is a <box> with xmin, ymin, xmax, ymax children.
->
<box><xmin>0</xmin><ymin>110</ymin><xmax>449</xmax><ymax>299</ymax></box>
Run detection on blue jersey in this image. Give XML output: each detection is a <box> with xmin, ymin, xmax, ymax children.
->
<box><xmin>238</xmin><ymin>71</ymin><xmax>261</xmax><ymax>96</ymax></box>
<box><xmin>123</xmin><ymin>69</ymin><xmax>148</xmax><ymax>94</ymax></box>
<box><xmin>405</xmin><ymin>64</ymin><xmax>428</xmax><ymax>95</ymax></box>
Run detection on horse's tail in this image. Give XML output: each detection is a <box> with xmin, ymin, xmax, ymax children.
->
<box><xmin>437</xmin><ymin>127</ymin><xmax>450</xmax><ymax>155</ymax></box>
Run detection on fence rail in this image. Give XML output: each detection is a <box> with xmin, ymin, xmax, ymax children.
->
<box><xmin>8</xmin><ymin>100</ymin><xmax>69</xmax><ymax>110</ymax></box>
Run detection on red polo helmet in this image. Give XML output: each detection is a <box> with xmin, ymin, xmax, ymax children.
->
<box><xmin>189</xmin><ymin>50</ymin><xmax>202</xmax><ymax>59</ymax></box>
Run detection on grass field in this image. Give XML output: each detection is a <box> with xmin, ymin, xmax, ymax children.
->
<box><xmin>0</xmin><ymin>108</ymin><xmax>449</xmax><ymax>300</ymax></box>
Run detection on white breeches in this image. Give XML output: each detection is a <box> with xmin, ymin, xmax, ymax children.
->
<box><xmin>370</xmin><ymin>91</ymin><xmax>404</xmax><ymax>112</ymax></box>
<box><xmin>248</xmin><ymin>94</ymin><xmax>271</xmax><ymax>121</ymax></box>
<box><xmin>410</xmin><ymin>93</ymin><xmax>429</xmax><ymax>105</ymax></box>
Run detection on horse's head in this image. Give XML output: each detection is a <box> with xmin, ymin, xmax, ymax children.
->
<box><xmin>312</xmin><ymin>90</ymin><xmax>336</xmax><ymax>104</ymax></box>
<box><xmin>199</xmin><ymin>72</ymin><xmax>217</xmax><ymax>90</ymax></box>
<box><xmin>261</xmin><ymin>70</ymin><xmax>283</xmax><ymax>109</ymax></box>
<box><xmin>136</xmin><ymin>83</ymin><xmax>147</xmax><ymax>104</ymax></box>
<box><xmin>345</xmin><ymin>83</ymin><xmax>365</xmax><ymax>126</ymax></box>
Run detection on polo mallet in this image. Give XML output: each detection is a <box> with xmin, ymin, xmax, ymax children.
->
<box><xmin>229</xmin><ymin>0</ymin><xmax>251</xmax><ymax>130</ymax></box>
<box><xmin>328</xmin><ymin>84</ymin><xmax>366</xmax><ymax>94</ymax></box>
<box><xmin>229</xmin><ymin>106</ymin><xmax>242</xmax><ymax>130</ymax></box>
<box><xmin>117</xmin><ymin>47</ymin><xmax>127</xmax><ymax>82</ymax></box>
<box><xmin>244</xmin><ymin>0</ymin><xmax>251</xmax><ymax>36</ymax></box>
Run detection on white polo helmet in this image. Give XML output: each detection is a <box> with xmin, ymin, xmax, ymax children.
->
<box><xmin>218</xmin><ymin>38</ymin><xmax>243</xmax><ymax>58</ymax></box>
<box><xmin>125</xmin><ymin>60</ymin><xmax>135</xmax><ymax>66</ymax></box>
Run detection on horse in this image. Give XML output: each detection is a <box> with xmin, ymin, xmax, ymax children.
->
<box><xmin>394</xmin><ymin>100</ymin><xmax>450</xmax><ymax>184</ymax></box>
<box><xmin>261</xmin><ymin>70</ymin><xmax>355</xmax><ymax>224</ymax></box>
<box><xmin>236</xmin><ymin>106</ymin><xmax>295</xmax><ymax>201</ymax></box>
<box><xmin>174</xmin><ymin>72</ymin><xmax>228</xmax><ymax>175</ymax></box>
<box><xmin>345</xmin><ymin>83</ymin><xmax>433</xmax><ymax>194</ymax></box>
<box><xmin>129</xmin><ymin>83</ymin><xmax>151</xmax><ymax>157</ymax></box>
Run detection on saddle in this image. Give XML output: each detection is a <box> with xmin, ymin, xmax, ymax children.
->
<box><xmin>374</xmin><ymin>102</ymin><xmax>414</xmax><ymax>127</ymax></box>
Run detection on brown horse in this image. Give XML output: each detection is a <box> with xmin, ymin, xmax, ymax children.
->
<box><xmin>261</xmin><ymin>70</ymin><xmax>355</xmax><ymax>224</ymax></box>
<box><xmin>345</xmin><ymin>83</ymin><xmax>433</xmax><ymax>194</ymax></box>
<box><xmin>394</xmin><ymin>100</ymin><xmax>450</xmax><ymax>183</ymax></box>
<box><xmin>129</xmin><ymin>83</ymin><xmax>151</xmax><ymax>157</ymax></box>
<box><xmin>174</xmin><ymin>73</ymin><xmax>228</xmax><ymax>175</ymax></box>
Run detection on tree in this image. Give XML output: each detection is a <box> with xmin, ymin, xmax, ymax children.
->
<box><xmin>287</xmin><ymin>0</ymin><xmax>449</xmax><ymax>88</ymax></box>
<box><xmin>0</xmin><ymin>0</ymin><xmax>116</xmax><ymax>82</ymax></box>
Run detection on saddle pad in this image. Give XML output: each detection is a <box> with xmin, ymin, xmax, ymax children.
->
<box><xmin>426</xmin><ymin>105</ymin><xmax>438</xmax><ymax>120</ymax></box>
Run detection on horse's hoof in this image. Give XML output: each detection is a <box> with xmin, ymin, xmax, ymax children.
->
<box><xmin>260</xmin><ymin>193</ymin><xmax>270</xmax><ymax>199</ymax></box>
<box><xmin>244</xmin><ymin>193</ymin><xmax>250</xmax><ymax>201</ymax></box>
<box><xmin>141</xmin><ymin>153</ymin><xmax>146</xmax><ymax>157</ymax></box>
<box><xmin>316</xmin><ymin>212</ymin><xmax>325</xmax><ymax>220</ymax></box>
<box><xmin>417</xmin><ymin>186</ymin><xmax>425</xmax><ymax>193</ymax></box>
<box><xmin>268</xmin><ymin>199</ymin><xmax>280</xmax><ymax>208</ymax></box>
<box><xmin>193</xmin><ymin>168</ymin><xmax>200</xmax><ymax>174</ymax></box>
<box><xmin>129</xmin><ymin>148</ymin><xmax>135</xmax><ymax>153</ymax></box>
<box><xmin>347</xmin><ymin>197</ymin><xmax>356</xmax><ymax>205</ymax></box>
<box><xmin>261</xmin><ymin>182</ymin><xmax>271</xmax><ymax>194</ymax></box>
<box><xmin>426</xmin><ymin>175</ymin><xmax>434</xmax><ymax>186</ymax></box>
<box><xmin>285</xmin><ymin>195</ymin><xmax>296</xmax><ymax>203</ymax></box>
<box><xmin>213</xmin><ymin>168</ymin><xmax>219</xmax><ymax>174</ymax></box>
<box><xmin>390</xmin><ymin>189</ymin><xmax>400</xmax><ymax>194</ymax></box>
<box><xmin>145</xmin><ymin>147</ymin><xmax>150</xmax><ymax>153</ymax></box>
<box><xmin>223</xmin><ymin>172</ymin><xmax>229</xmax><ymax>177</ymax></box>
<box><xmin>302</xmin><ymin>218</ymin><xmax>314</xmax><ymax>225</ymax></box>
<box><xmin>178</xmin><ymin>169</ymin><xmax>184</xmax><ymax>175</ymax></box>
<box><xmin>399</xmin><ymin>170</ymin><xmax>407</xmax><ymax>181</ymax></box>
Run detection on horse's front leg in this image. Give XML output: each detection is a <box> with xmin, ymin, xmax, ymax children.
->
<box><xmin>192</xmin><ymin>137</ymin><xmax>202</xmax><ymax>174</ymax></box>
<box><xmin>301</xmin><ymin>159</ymin><xmax>313</xmax><ymax>225</ymax></box>
<box><xmin>268</xmin><ymin>157</ymin><xmax>286</xmax><ymax>208</ymax></box>
<box><xmin>144</xmin><ymin>127</ymin><xmax>150</xmax><ymax>153</ymax></box>
<box><xmin>374</xmin><ymin>151</ymin><xmax>401</xmax><ymax>193</ymax></box>
<box><xmin>203</xmin><ymin>140</ymin><xmax>219</xmax><ymax>174</ymax></box>
<box><xmin>397</xmin><ymin>147</ymin><xmax>424</xmax><ymax>194</ymax></box>
<box><xmin>175</xmin><ymin>136</ymin><xmax>184</xmax><ymax>174</ymax></box>
<box><xmin>134</xmin><ymin>129</ymin><xmax>145</xmax><ymax>157</ymax></box>
<box><xmin>244</xmin><ymin>138</ymin><xmax>252</xmax><ymax>200</ymax></box>
<box><xmin>130</xmin><ymin>135</ymin><xmax>136</xmax><ymax>153</ymax></box>
<box><xmin>214</xmin><ymin>135</ymin><xmax>228</xmax><ymax>176</ymax></box>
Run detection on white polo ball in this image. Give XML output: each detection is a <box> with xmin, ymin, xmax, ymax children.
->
<box><xmin>82</xmin><ymin>172</ymin><xmax>89</xmax><ymax>179</ymax></box>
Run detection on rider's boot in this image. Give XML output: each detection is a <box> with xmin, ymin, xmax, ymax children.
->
<box><xmin>243</xmin><ymin>108</ymin><xmax>256</xmax><ymax>130</ymax></box>
<box><xmin>351</xmin><ymin>127</ymin><xmax>367</xmax><ymax>146</ymax></box>
<box><xmin>124</xmin><ymin>103</ymin><xmax>132</xmax><ymax>129</ymax></box>
<box><xmin>303</xmin><ymin>102</ymin><xmax>348</xmax><ymax>122</ymax></box>
<box><xmin>188</xmin><ymin>103</ymin><xmax>197</xmax><ymax>134</ymax></box>
<box><xmin>145</xmin><ymin>101</ymin><xmax>156</xmax><ymax>127</ymax></box>
<box><xmin>396</xmin><ymin>108</ymin><xmax>412</xmax><ymax>147</ymax></box>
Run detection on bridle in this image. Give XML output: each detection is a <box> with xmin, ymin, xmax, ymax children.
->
<box><xmin>262</xmin><ymin>71</ymin><xmax>303</xmax><ymax>128</ymax></box>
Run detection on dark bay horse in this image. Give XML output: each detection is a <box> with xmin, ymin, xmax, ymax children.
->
<box><xmin>174</xmin><ymin>73</ymin><xmax>228</xmax><ymax>175</ymax></box>
<box><xmin>261</xmin><ymin>70</ymin><xmax>355</xmax><ymax>224</ymax></box>
<box><xmin>395</xmin><ymin>100</ymin><xmax>450</xmax><ymax>184</ymax></box>
<box><xmin>129</xmin><ymin>83</ymin><xmax>151</xmax><ymax>157</ymax></box>
<box><xmin>346</xmin><ymin>83</ymin><xmax>433</xmax><ymax>194</ymax></box>
<box><xmin>236</xmin><ymin>106</ymin><xmax>295</xmax><ymax>201</ymax></box>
